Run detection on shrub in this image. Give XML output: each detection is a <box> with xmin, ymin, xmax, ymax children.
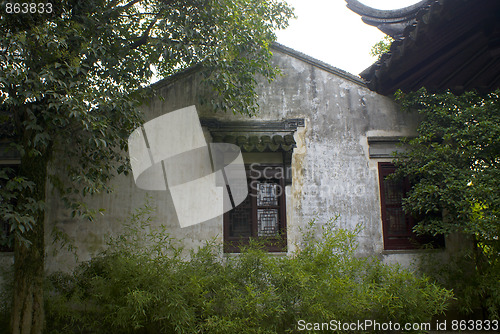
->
<box><xmin>45</xmin><ymin>208</ymin><xmax>452</xmax><ymax>333</ymax></box>
<box><xmin>419</xmin><ymin>247</ymin><xmax>500</xmax><ymax>320</ymax></box>
<box><xmin>0</xmin><ymin>263</ymin><xmax>13</xmax><ymax>331</ymax></box>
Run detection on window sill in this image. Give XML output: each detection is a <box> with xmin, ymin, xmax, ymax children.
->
<box><xmin>381</xmin><ymin>248</ymin><xmax>445</xmax><ymax>255</ymax></box>
<box><xmin>0</xmin><ymin>251</ymin><xmax>14</xmax><ymax>258</ymax></box>
<box><xmin>223</xmin><ymin>252</ymin><xmax>288</xmax><ymax>258</ymax></box>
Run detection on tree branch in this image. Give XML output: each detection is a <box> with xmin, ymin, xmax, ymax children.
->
<box><xmin>116</xmin><ymin>0</ymin><xmax>143</xmax><ymax>12</ymax></box>
<box><xmin>129</xmin><ymin>12</ymin><xmax>162</xmax><ymax>50</ymax></box>
<box><xmin>103</xmin><ymin>0</ymin><xmax>143</xmax><ymax>19</ymax></box>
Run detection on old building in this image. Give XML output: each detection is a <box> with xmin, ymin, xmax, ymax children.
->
<box><xmin>7</xmin><ymin>1</ymin><xmax>496</xmax><ymax>273</ymax></box>
<box><xmin>13</xmin><ymin>1</ymin><xmax>498</xmax><ymax>270</ymax></box>
<box><xmin>0</xmin><ymin>42</ymin><xmax>453</xmax><ymax>273</ymax></box>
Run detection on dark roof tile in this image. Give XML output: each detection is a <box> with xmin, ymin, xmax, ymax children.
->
<box><xmin>348</xmin><ymin>0</ymin><xmax>500</xmax><ymax>94</ymax></box>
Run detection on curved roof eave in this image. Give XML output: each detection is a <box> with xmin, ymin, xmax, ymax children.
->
<box><xmin>346</xmin><ymin>0</ymin><xmax>431</xmax><ymax>38</ymax></box>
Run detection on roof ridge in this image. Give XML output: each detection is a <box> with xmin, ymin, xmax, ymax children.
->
<box><xmin>270</xmin><ymin>42</ymin><xmax>366</xmax><ymax>86</ymax></box>
<box><xmin>150</xmin><ymin>43</ymin><xmax>367</xmax><ymax>90</ymax></box>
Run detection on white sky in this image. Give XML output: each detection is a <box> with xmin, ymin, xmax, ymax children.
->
<box><xmin>276</xmin><ymin>0</ymin><xmax>422</xmax><ymax>76</ymax></box>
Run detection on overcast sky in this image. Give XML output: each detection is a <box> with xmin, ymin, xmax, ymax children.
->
<box><xmin>276</xmin><ymin>0</ymin><xmax>422</xmax><ymax>76</ymax></box>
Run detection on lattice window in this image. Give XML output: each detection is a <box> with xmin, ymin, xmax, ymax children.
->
<box><xmin>0</xmin><ymin>221</ymin><xmax>11</xmax><ymax>252</ymax></box>
<box><xmin>378</xmin><ymin>162</ymin><xmax>443</xmax><ymax>250</ymax></box>
<box><xmin>228</xmin><ymin>190</ymin><xmax>253</xmax><ymax>238</ymax></box>
<box><xmin>0</xmin><ymin>165</ymin><xmax>17</xmax><ymax>252</ymax></box>
<box><xmin>378</xmin><ymin>162</ymin><xmax>414</xmax><ymax>249</ymax></box>
<box><xmin>257</xmin><ymin>209</ymin><xmax>279</xmax><ymax>237</ymax></box>
<box><xmin>385</xmin><ymin>207</ymin><xmax>407</xmax><ymax>236</ymax></box>
<box><xmin>224</xmin><ymin>165</ymin><xmax>287</xmax><ymax>252</ymax></box>
<box><xmin>256</xmin><ymin>183</ymin><xmax>278</xmax><ymax>206</ymax></box>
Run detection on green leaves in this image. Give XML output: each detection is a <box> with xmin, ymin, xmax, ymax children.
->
<box><xmin>370</xmin><ymin>35</ymin><xmax>394</xmax><ymax>58</ymax></box>
<box><xmin>1</xmin><ymin>0</ymin><xmax>294</xmax><ymax>241</ymax></box>
<box><xmin>395</xmin><ymin>89</ymin><xmax>500</xmax><ymax>236</ymax></box>
<box><xmin>0</xmin><ymin>167</ymin><xmax>42</xmax><ymax>248</ymax></box>
<box><xmin>1</xmin><ymin>1</ymin><xmax>294</xmax><ymax>330</ymax></box>
<box><xmin>394</xmin><ymin>89</ymin><xmax>500</xmax><ymax>317</ymax></box>
<box><xmin>44</xmin><ymin>212</ymin><xmax>452</xmax><ymax>333</ymax></box>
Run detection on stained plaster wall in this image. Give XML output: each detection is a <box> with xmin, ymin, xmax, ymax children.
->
<box><xmin>16</xmin><ymin>45</ymin><xmax>434</xmax><ymax>274</ymax></box>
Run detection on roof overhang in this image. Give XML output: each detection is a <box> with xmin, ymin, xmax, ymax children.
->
<box><xmin>346</xmin><ymin>0</ymin><xmax>429</xmax><ymax>39</ymax></box>
<box><xmin>347</xmin><ymin>0</ymin><xmax>500</xmax><ymax>95</ymax></box>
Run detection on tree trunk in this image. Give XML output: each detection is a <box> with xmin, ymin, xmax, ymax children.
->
<box><xmin>10</xmin><ymin>152</ymin><xmax>48</xmax><ymax>334</ymax></box>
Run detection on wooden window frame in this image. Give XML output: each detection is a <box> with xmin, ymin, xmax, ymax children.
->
<box><xmin>378</xmin><ymin>162</ymin><xmax>443</xmax><ymax>250</ymax></box>
<box><xmin>378</xmin><ymin>162</ymin><xmax>416</xmax><ymax>250</ymax></box>
<box><xmin>0</xmin><ymin>164</ymin><xmax>18</xmax><ymax>252</ymax></box>
<box><xmin>224</xmin><ymin>164</ymin><xmax>287</xmax><ymax>253</ymax></box>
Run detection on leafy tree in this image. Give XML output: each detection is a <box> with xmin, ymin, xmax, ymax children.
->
<box><xmin>0</xmin><ymin>1</ymin><xmax>293</xmax><ymax>333</ymax></box>
<box><xmin>394</xmin><ymin>88</ymin><xmax>500</xmax><ymax>317</ymax></box>
<box><xmin>370</xmin><ymin>35</ymin><xmax>393</xmax><ymax>58</ymax></box>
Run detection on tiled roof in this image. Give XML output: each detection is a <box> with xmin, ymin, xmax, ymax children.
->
<box><xmin>346</xmin><ymin>0</ymin><xmax>430</xmax><ymax>39</ymax></box>
<box><xmin>348</xmin><ymin>0</ymin><xmax>500</xmax><ymax>95</ymax></box>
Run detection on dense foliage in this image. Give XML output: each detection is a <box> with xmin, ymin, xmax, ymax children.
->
<box><xmin>36</xmin><ymin>206</ymin><xmax>452</xmax><ymax>333</ymax></box>
<box><xmin>0</xmin><ymin>0</ymin><xmax>293</xmax><ymax>247</ymax></box>
<box><xmin>394</xmin><ymin>88</ymin><xmax>500</xmax><ymax>318</ymax></box>
<box><xmin>0</xmin><ymin>1</ymin><xmax>293</xmax><ymax>332</ymax></box>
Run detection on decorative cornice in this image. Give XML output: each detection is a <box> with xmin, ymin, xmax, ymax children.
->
<box><xmin>367</xmin><ymin>136</ymin><xmax>409</xmax><ymax>159</ymax></box>
<box><xmin>200</xmin><ymin>118</ymin><xmax>305</xmax><ymax>133</ymax></box>
<box><xmin>211</xmin><ymin>134</ymin><xmax>296</xmax><ymax>153</ymax></box>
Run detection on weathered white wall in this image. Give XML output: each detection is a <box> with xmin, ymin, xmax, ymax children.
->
<box><xmin>37</xmin><ymin>45</ymin><xmax>436</xmax><ymax>273</ymax></box>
